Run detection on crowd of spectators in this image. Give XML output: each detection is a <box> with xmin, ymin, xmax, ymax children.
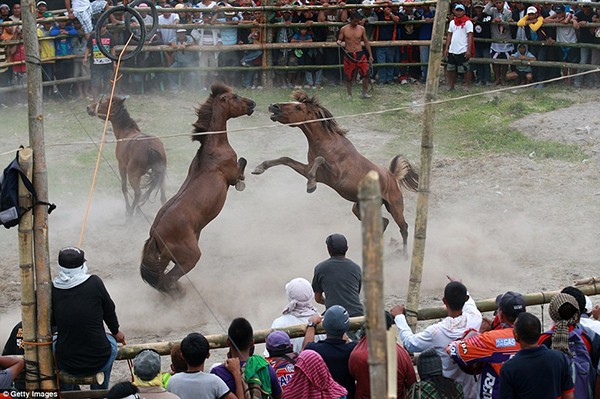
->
<box><xmin>3</xmin><ymin>235</ymin><xmax>600</xmax><ymax>398</ymax></box>
<box><xmin>1</xmin><ymin>0</ymin><xmax>600</xmax><ymax>97</ymax></box>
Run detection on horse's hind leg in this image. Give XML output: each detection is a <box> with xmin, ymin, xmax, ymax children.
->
<box><xmin>120</xmin><ymin>167</ymin><xmax>132</xmax><ymax>216</ymax></box>
<box><xmin>352</xmin><ymin>203</ymin><xmax>390</xmax><ymax>232</ymax></box>
<box><xmin>235</xmin><ymin>157</ymin><xmax>247</xmax><ymax>192</ymax></box>
<box><xmin>384</xmin><ymin>199</ymin><xmax>409</xmax><ymax>256</ymax></box>
<box><xmin>161</xmin><ymin>244</ymin><xmax>201</xmax><ymax>292</ymax></box>
<box><xmin>129</xmin><ymin>172</ymin><xmax>143</xmax><ymax>215</ymax></box>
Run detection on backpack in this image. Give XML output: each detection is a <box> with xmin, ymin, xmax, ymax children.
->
<box><xmin>0</xmin><ymin>151</ymin><xmax>55</xmax><ymax>229</ymax></box>
<box><xmin>242</xmin><ymin>355</ymin><xmax>273</xmax><ymax>399</ymax></box>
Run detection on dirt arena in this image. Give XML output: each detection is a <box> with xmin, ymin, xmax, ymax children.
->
<box><xmin>1</xmin><ymin>89</ymin><xmax>599</xmax><ymax>378</ymax></box>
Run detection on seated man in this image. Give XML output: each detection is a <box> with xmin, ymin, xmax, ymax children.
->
<box><xmin>0</xmin><ymin>355</ymin><xmax>25</xmax><ymax>390</ymax></box>
<box><xmin>133</xmin><ymin>349</ymin><xmax>180</xmax><ymax>398</ymax></box>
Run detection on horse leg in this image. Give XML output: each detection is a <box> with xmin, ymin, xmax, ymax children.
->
<box><xmin>384</xmin><ymin>199</ymin><xmax>409</xmax><ymax>257</ymax></box>
<box><xmin>306</xmin><ymin>156</ymin><xmax>327</xmax><ymax>193</ymax></box>
<box><xmin>352</xmin><ymin>202</ymin><xmax>390</xmax><ymax>231</ymax></box>
<box><xmin>120</xmin><ymin>167</ymin><xmax>132</xmax><ymax>216</ymax></box>
<box><xmin>161</xmin><ymin>244</ymin><xmax>201</xmax><ymax>292</ymax></box>
<box><xmin>235</xmin><ymin>157</ymin><xmax>247</xmax><ymax>192</ymax></box>
<box><xmin>129</xmin><ymin>172</ymin><xmax>143</xmax><ymax>215</ymax></box>
<box><xmin>252</xmin><ymin>157</ymin><xmax>310</xmax><ymax>178</ymax></box>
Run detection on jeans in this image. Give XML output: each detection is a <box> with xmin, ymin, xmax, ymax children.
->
<box><xmin>474</xmin><ymin>45</ymin><xmax>491</xmax><ymax>83</ymax></box>
<box><xmin>376</xmin><ymin>46</ymin><xmax>394</xmax><ymax>83</ymax></box>
<box><xmin>419</xmin><ymin>45</ymin><xmax>430</xmax><ymax>80</ymax></box>
<box><xmin>574</xmin><ymin>47</ymin><xmax>592</xmax><ymax>87</ymax></box>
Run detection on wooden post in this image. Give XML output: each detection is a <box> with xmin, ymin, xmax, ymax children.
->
<box><xmin>21</xmin><ymin>0</ymin><xmax>55</xmax><ymax>389</ymax></box>
<box><xmin>18</xmin><ymin>148</ymin><xmax>40</xmax><ymax>390</ymax></box>
<box><xmin>358</xmin><ymin>170</ymin><xmax>387</xmax><ymax>399</ymax></box>
<box><xmin>406</xmin><ymin>0</ymin><xmax>450</xmax><ymax>332</ymax></box>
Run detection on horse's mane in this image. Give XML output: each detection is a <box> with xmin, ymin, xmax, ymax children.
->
<box><xmin>293</xmin><ymin>91</ymin><xmax>348</xmax><ymax>136</ymax></box>
<box><xmin>192</xmin><ymin>82</ymin><xmax>232</xmax><ymax>142</ymax></box>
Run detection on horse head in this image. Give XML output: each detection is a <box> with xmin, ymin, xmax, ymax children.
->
<box><xmin>86</xmin><ymin>95</ymin><xmax>128</xmax><ymax>120</ymax></box>
<box><xmin>192</xmin><ymin>83</ymin><xmax>256</xmax><ymax>139</ymax></box>
<box><xmin>268</xmin><ymin>91</ymin><xmax>348</xmax><ymax>135</ymax></box>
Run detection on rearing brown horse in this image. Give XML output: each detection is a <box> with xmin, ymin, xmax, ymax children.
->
<box><xmin>253</xmin><ymin>91</ymin><xmax>418</xmax><ymax>254</ymax></box>
<box><xmin>140</xmin><ymin>83</ymin><xmax>255</xmax><ymax>293</ymax></box>
<box><xmin>87</xmin><ymin>95</ymin><xmax>167</xmax><ymax>216</ymax></box>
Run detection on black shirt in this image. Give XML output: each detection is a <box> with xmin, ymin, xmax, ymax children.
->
<box><xmin>52</xmin><ymin>275</ymin><xmax>120</xmax><ymax>375</ymax></box>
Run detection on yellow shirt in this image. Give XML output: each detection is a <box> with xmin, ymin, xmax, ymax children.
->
<box><xmin>37</xmin><ymin>27</ymin><xmax>55</xmax><ymax>62</ymax></box>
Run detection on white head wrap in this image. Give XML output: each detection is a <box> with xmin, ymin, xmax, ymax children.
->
<box><xmin>282</xmin><ymin>278</ymin><xmax>318</xmax><ymax>317</ymax></box>
<box><xmin>52</xmin><ymin>261</ymin><xmax>91</xmax><ymax>289</ymax></box>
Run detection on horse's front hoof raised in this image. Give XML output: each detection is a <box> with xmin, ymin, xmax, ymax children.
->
<box><xmin>235</xmin><ymin>180</ymin><xmax>246</xmax><ymax>191</ymax></box>
<box><xmin>307</xmin><ymin>183</ymin><xmax>317</xmax><ymax>193</ymax></box>
<box><xmin>252</xmin><ymin>165</ymin><xmax>265</xmax><ymax>175</ymax></box>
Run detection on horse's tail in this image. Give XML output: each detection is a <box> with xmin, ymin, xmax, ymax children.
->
<box><xmin>389</xmin><ymin>155</ymin><xmax>419</xmax><ymax>192</ymax></box>
<box><xmin>139</xmin><ymin>147</ymin><xmax>167</xmax><ymax>206</ymax></box>
<box><xmin>140</xmin><ymin>236</ymin><xmax>169</xmax><ymax>291</ymax></box>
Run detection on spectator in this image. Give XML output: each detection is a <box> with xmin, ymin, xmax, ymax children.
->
<box><xmin>281</xmin><ymin>350</ymin><xmax>347</xmax><ymax>399</ymax></box>
<box><xmin>444</xmin><ymin>3</ymin><xmax>473</xmax><ymax>91</ymax></box>
<box><xmin>499</xmin><ymin>312</ymin><xmax>574</xmax><ymax>399</ymax></box>
<box><xmin>38</xmin><ymin>12</ymin><xmax>56</xmax><ymax>97</ymax></box>
<box><xmin>560</xmin><ymin>286</ymin><xmax>600</xmax><ymax>350</ymax></box>
<box><xmin>36</xmin><ymin>1</ymin><xmax>48</xmax><ymax>18</ymax></box>
<box><xmin>592</xmin><ymin>13</ymin><xmax>600</xmax><ymax>88</ymax></box>
<box><xmin>52</xmin><ymin>246</ymin><xmax>125</xmax><ymax>390</ymax></box>
<box><xmin>65</xmin><ymin>0</ymin><xmax>110</xmax><ymax>40</ymax></box>
<box><xmin>581</xmin><ymin>296</ymin><xmax>600</xmax><ymax>336</ymax></box>
<box><xmin>51</xmin><ymin>18</ymin><xmax>78</xmax><ymax>96</ymax></box>
<box><xmin>392</xmin><ymin>278</ymin><xmax>481</xmax><ymax>398</ymax></box>
<box><xmin>168</xmin><ymin>29</ymin><xmax>197</xmax><ymax>91</ymax></box>
<box><xmin>572</xmin><ymin>0</ymin><xmax>598</xmax><ymax>88</ymax></box>
<box><xmin>2</xmin><ymin>321</ymin><xmax>24</xmax><ymax>390</ymax></box>
<box><xmin>446</xmin><ymin>290</ymin><xmax>525</xmax><ymax>399</ymax></box>
<box><xmin>71</xmin><ymin>18</ymin><xmax>90</xmax><ymax>100</ymax></box>
<box><xmin>349</xmin><ymin>311</ymin><xmax>417</xmax><ymax>398</ymax></box>
<box><xmin>265</xmin><ymin>331</ymin><xmax>298</xmax><ymax>391</ymax></box>
<box><xmin>510</xmin><ymin>2</ymin><xmax>527</xmax><ymax>41</ymax></box>
<box><xmin>408</xmin><ymin>348</ymin><xmax>463</xmax><ymax>399</ymax></box>
<box><xmin>472</xmin><ymin>1</ymin><xmax>492</xmax><ymax>85</ymax></box>
<box><xmin>415</xmin><ymin>3</ymin><xmax>435</xmax><ymax>82</ymax></box>
<box><xmin>9</xmin><ymin>3</ymin><xmax>21</xmax><ymax>22</ymax></box>
<box><xmin>508</xmin><ymin>44</ymin><xmax>536</xmax><ymax>85</ymax></box>
<box><xmin>85</xmin><ymin>23</ymin><xmax>115</xmax><ymax>99</ymax></box>
<box><xmin>538</xmin><ymin>2</ymin><xmax>561</xmax><ymax>84</ymax></box>
<box><xmin>191</xmin><ymin>11</ymin><xmax>220</xmax><ymax>90</ymax></box>
<box><xmin>168</xmin><ymin>332</ymin><xmax>240</xmax><ymax>399</ymax></box>
<box><xmin>372</xmin><ymin>3</ymin><xmax>400</xmax><ymax>85</ymax></box>
<box><xmin>337</xmin><ymin>12</ymin><xmax>373</xmax><ymax>99</ymax></box>
<box><xmin>484</xmin><ymin>0</ymin><xmax>514</xmax><ymax>85</ymax></box>
<box><xmin>8</xmin><ymin>28</ymin><xmax>26</xmax><ymax>86</ymax></box>
<box><xmin>544</xmin><ymin>5</ymin><xmax>577</xmax><ymax>85</ymax></box>
<box><xmin>270</xmin><ymin>277</ymin><xmax>322</xmax><ymax>354</ymax></box>
<box><xmin>158</xmin><ymin>5</ymin><xmax>180</xmax><ymax>62</ymax></box>
<box><xmin>516</xmin><ymin>6</ymin><xmax>547</xmax><ymax>86</ymax></box>
<box><xmin>0</xmin><ymin>355</ymin><xmax>24</xmax><ymax>390</ymax></box>
<box><xmin>291</xmin><ymin>27</ymin><xmax>316</xmax><ymax>89</ymax></box>
<box><xmin>303</xmin><ymin>305</ymin><xmax>357</xmax><ymax>398</ymax></box>
<box><xmin>162</xmin><ymin>343</ymin><xmax>187</xmax><ymax>389</ymax></box>
<box><xmin>107</xmin><ymin>381</ymin><xmax>139</xmax><ymax>399</ymax></box>
<box><xmin>240</xmin><ymin>11</ymin><xmax>265</xmax><ymax>89</ymax></box>
<box><xmin>215</xmin><ymin>5</ymin><xmax>240</xmax><ymax>86</ymax></box>
<box><xmin>133</xmin><ymin>349</ymin><xmax>180</xmax><ymax>399</ymax></box>
<box><xmin>272</xmin><ymin>5</ymin><xmax>295</xmax><ymax>88</ymax></box>
<box><xmin>397</xmin><ymin>3</ymin><xmax>420</xmax><ymax>85</ymax></box>
<box><xmin>312</xmin><ymin>233</ymin><xmax>364</xmax><ymax>318</ymax></box>
<box><xmin>315</xmin><ymin>0</ymin><xmax>340</xmax><ymax>87</ymax></box>
<box><xmin>211</xmin><ymin>318</ymin><xmax>282</xmax><ymax>399</ymax></box>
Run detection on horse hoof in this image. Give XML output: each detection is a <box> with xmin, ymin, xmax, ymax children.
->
<box><xmin>307</xmin><ymin>184</ymin><xmax>317</xmax><ymax>193</ymax></box>
<box><xmin>252</xmin><ymin>166</ymin><xmax>265</xmax><ymax>175</ymax></box>
<box><xmin>235</xmin><ymin>181</ymin><xmax>246</xmax><ymax>191</ymax></box>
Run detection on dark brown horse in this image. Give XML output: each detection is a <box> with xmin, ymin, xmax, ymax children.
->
<box><xmin>253</xmin><ymin>91</ymin><xmax>419</xmax><ymax>254</ymax></box>
<box><xmin>87</xmin><ymin>95</ymin><xmax>167</xmax><ymax>216</ymax></box>
<box><xmin>140</xmin><ymin>83</ymin><xmax>255</xmax><ymax>292</ymax></box>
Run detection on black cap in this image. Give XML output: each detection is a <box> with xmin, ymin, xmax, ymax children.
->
<box><xmin>497</xmin><ymin>291</ymin><xmax>526</xmax><ymax>318</ymax></box>
<box><xmin>554</xmin><ymin>4</ymin><xmax>565</xmax><ymax>12</ymax></box>
<box><xmin>326</xmin><ymin>233</ymin><xmax>348</xmax><ymax>256</ymax></box>
<box><xmin>58</xmin><ymin>247</ymin><xmax>86</xmax><ymax>269</ymax></box>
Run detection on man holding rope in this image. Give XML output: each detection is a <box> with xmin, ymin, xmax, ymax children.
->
<box><xmin>337</xmin><ymin>12</ymin><xmax>373</xmax><ymax>99</ymax></box>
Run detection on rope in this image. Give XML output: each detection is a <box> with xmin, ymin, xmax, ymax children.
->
<box><xmin>78</xmin><ymin>33</ymin><xmax>135</xmax><ymax>247</ymax></box>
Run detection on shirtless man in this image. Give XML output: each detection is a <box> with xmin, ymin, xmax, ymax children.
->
<box><xmin>337</xmin><ymin>12</ymin><xmax>373</xmax><ymax>99</ymax></box>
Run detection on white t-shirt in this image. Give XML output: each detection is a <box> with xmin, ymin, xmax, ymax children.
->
<box><xmin>159</xmin><ymin>13</ymin><xmax>180</xmax><ymax>45</ymax></box>
<box><xmin>269</xmin><ymin>314</ymin><xmax>325</xmax><ymax>355</ymax></box>
<box><xmin>448</xmin><ymin>20</ymin><xmax>474</xmax><ymax>55</ymax></box>
<box><xmin>167</xmin><ymin>371</ymin><xmax>230</xmax><ymax>399</ymax></box>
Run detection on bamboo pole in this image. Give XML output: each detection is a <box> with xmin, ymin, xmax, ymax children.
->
<box><xmin>58</xmin><ymin>371</ymin><xmax>104</xmax><ymax>386</ymax></box>
<box><xmin>17</xmin><ymin>148</ymin><xmax>39</xmax><ymax>391</ymax></box>
<box><xmin>574</xmin><ymin>277</ymin><xmax>600</xmax><ymax>286</ymax></box>
<box><xmin>387</xmin><ymin>326</ymin><xmax>398</xmax><ymax>399</ymax></box>
<box><xmin>21</xmin><ymin>0</ymin><xmax>55</xmax><ymax>389</ymax></box>
<box><xmin>358</xmin><ymin>171</ymin><xmax>387</xmax><ymax>399</ymax></box>
<box><xmin>405</xmin><ymin>0</ymin><xmax>449</xmax><ymax>332</ymax></box>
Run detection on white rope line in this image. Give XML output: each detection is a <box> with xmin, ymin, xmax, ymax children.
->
<box><xmin>2</xmin><ymin>68</ymin><xmax>598</xmax><ymax>158</ymax></box>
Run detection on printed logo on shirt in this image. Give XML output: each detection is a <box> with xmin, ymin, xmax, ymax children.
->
<box><xmin>495</xmin><ymin>337</ymin><xmax>516</xmax><ymax>348</ymax></box>
<box><xmin>482</xmin><ymin>374</ymin><xmax>495</xmax><ymax>399</ymax></box>
<box><xmin>460</xmin><ymin>340</ymin><xmax>469</xmax><ymax>355</ymax></box>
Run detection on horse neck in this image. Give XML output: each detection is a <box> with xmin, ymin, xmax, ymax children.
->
<box><xmin>299</xmin><ymin>122</ymin><xmax>328</xmax><ymax>145</ymax></box>
<box><xmin>202</xmin><ymin>110</ymin><xmax>232</xmax><ymax>148</ymax></box>
<box><xmin>109</xmin><ymin>107</ymin><xmax>139</xmax><ymax>139</ymax></box>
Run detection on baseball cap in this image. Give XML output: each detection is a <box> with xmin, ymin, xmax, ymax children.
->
<box><xmin>323</xmin><ymin>305</ymin><xmax>350</xmax><ymax>337</ymax></box>
<box><xmin>0</xmin><ymin>3</ymin><xmax>9</xmax><ymax>9</ymax></box>
<box><xmin>58</xmin><ymin>247</ymin><xmax>86</xmax><ymax>269</ymax></box>
<box><xmin>325</xmin><ymin>233</ymin><xmax>348</xmax><ymax>255</ymax></box>
<box><xmin>554</xmin><ymin>4</ymin><xmax>565</xmax><ymax>12</ymax></box>
<box><xmin>473</xmin><ymin>1</ymin><xmax>484</xmax><ymax>7</ymax></box>
<box><xmin>42</xmin><ymin>11</ymin><xmax>53</xmax><ymax>18</ymax></box>
<box><xmin>497</xmin><ymin>291</ymin><xmax>526</xmax><ymax>318</ymax></box>
<box><xmin>37</xmin><ymin>1</ymin><xmax>47</xmax><ymax>6</ymax></box>
<box><xmin>454</xmin><ymin>4</ymin><xmax>465</xmax><ymax>11</ymax></box>
<box><xmin>526</xmin><ymin>6</ymin><xmax>537</xmax><ymax>14</ymax></box>
<box><xmin>176</xmin><ymin>28</ymin><xmax>187</xmax><ymax>32</ymax></box>
<box><xmin>266</xmin><ymin>331</ymin><xmax>292</xmax><ymax>353</ymax></box>
<box><xmin>133</xmin><ymin>349</ymin><xmax>161</xmax><ymax>381</ymax></box>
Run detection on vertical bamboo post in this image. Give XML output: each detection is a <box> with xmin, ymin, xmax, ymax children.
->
<box><xmin>263</xmin><ymin>1</ymin><xmax>274</xmax><ymax>88</ymax></box>
<box><xmin>406</xmin><ymin>0</ymin><xmax>450</xmax><ymax>331</ymax></box>
<box><xmin>18</xmin><ymin>148</ymin><xmax>40</xmax><ymax>390</ymax></box>
<box><xmin>387</xmin><ymin>326</ymin><xmax>398</xmax><ymax>399</ymax></box>
<box><xmin>21</xmin><ymin>0</ymin><xmax>55</xmax><ymax>389</ymax></box>
<box><xmin>358</xmin><ymin>170</ymin><xmax>387</xmax><ymax>399</ymax></box>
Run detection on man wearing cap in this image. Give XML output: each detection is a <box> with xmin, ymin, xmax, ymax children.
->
<box><xmin>391</xmin><ymin>278</ymin><xmax>482</xmax><ymax>398</ymax></box>
<box><xmin>303</xmin><ymin>305</ymin><xmax>358</xmax><ymax>398</ymax></box>
<box><xmin>573</xmin><ymin>0</ymin><xmax>598</xmax><ymax>88</ymax></box>
<box><xmin>408</xmin><ymin>348</ymin><xmax>463</xmax><ymax>398</ymax></box>
<box><xmin>265</xmin><ymin>331</ymin><xmax>298</xmax><ymax>390</ymax></box>
<box><xmin>471</xmin><ymin>1</ymin><xmax>492</xmax><ymax>85</ymax></box>
<box><xmin>168</xmin><ymin>29</ymin><xmax>196</xmax><ymax>91</ymax></box>
<box><xmin>484</xmin><ymin>0</ymin><xmax>514</xmax><ymax>85</ymax></box>
<box><xmin>444</xmin><ymin>3</ymin><xmax>474</xmax><ymax>91</ymax></box>
<box><xmin>36</xmin><ymin>1</ymin><xmax>48</xmax><ymax>18</ymax></box>
<box><xmin>311</xmin><ymin>233</ymin><xmax>364</xmax><ymax>318</ymax></box>
<box><xmin>133</xmin><ymin>349</ymin><xmax>180</xmax><ymax>399</ymax></box>
<box><xmin>447</xmin><ymin>290</ymin><xmax>526</xmax><ymax>399</ymax></box>
<box><xmin>52</xmin><ymin>247</ymin><xmax>125</xmax><ymax>390</ymax></box>
<box><xmin>544</xmin><ymin>4</ymin><xmax>577</xmax><ymax>85</ymax></box>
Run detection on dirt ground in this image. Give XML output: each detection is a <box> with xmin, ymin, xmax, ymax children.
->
<box><xmin>1</xmin><ymin>87</ymin><xmax>599</xmax><ymax>378</ymax></box>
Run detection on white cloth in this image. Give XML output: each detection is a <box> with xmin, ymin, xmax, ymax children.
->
<box><xmin>270</xmin><ymin>313</ymin><xmax>326</xmax><ymax>354</ymax></box>
<box><xmin>395</xmin><ymin>295</ymin><xmax>482</xmax><ymax>399</ymax></box>
<box><xmin>581</xmin><ymin>317</ymin><xmax>600</xmax><ymax>337</ymax></box>
<box><xmin>448</xmin><ymin>20</ymin><xmax>474</xmax><ymax>55</ymax></box>
<box><xmin>159</xmin><ymin>13</ymin><xmax>180</xmax><ymax>45</ymax></box>
<box><xmin>283</xmin><ymin>277</ymin><xmax>318</xmax><ymax>317</ymax></box>
<box><xmin>52</xmin><ymin>262</ymin><xmax>91</xmax><ymax>289</ymax></box>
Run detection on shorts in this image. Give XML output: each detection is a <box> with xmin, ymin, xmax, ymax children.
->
<box><xmin>73</xmin><ymin>59</ymin><xmax>90</xmax><ymax>78</ymax></box>
<box><xmin>561</xmin><ymin>47</ymin><xmax>578</xmax><ymax>63</ymax></box>
<box><xmin>490</xmin><ymin>49</ymin><xmax>511</xmax><ymax>60</ymax></box>
<box><xmin>74</xmin><ymin>0</ymin><xmax>107</xmax><ymax>34</ymax></box>
<box><xmin>343</xmin><ymin>50</ymin><xmax>369</xmax><ymax>81</ymax></box>
<box><xmin>446</xmin><ymin>52</ymin><xmax>470</xmax><ymax>73</ymax></box>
